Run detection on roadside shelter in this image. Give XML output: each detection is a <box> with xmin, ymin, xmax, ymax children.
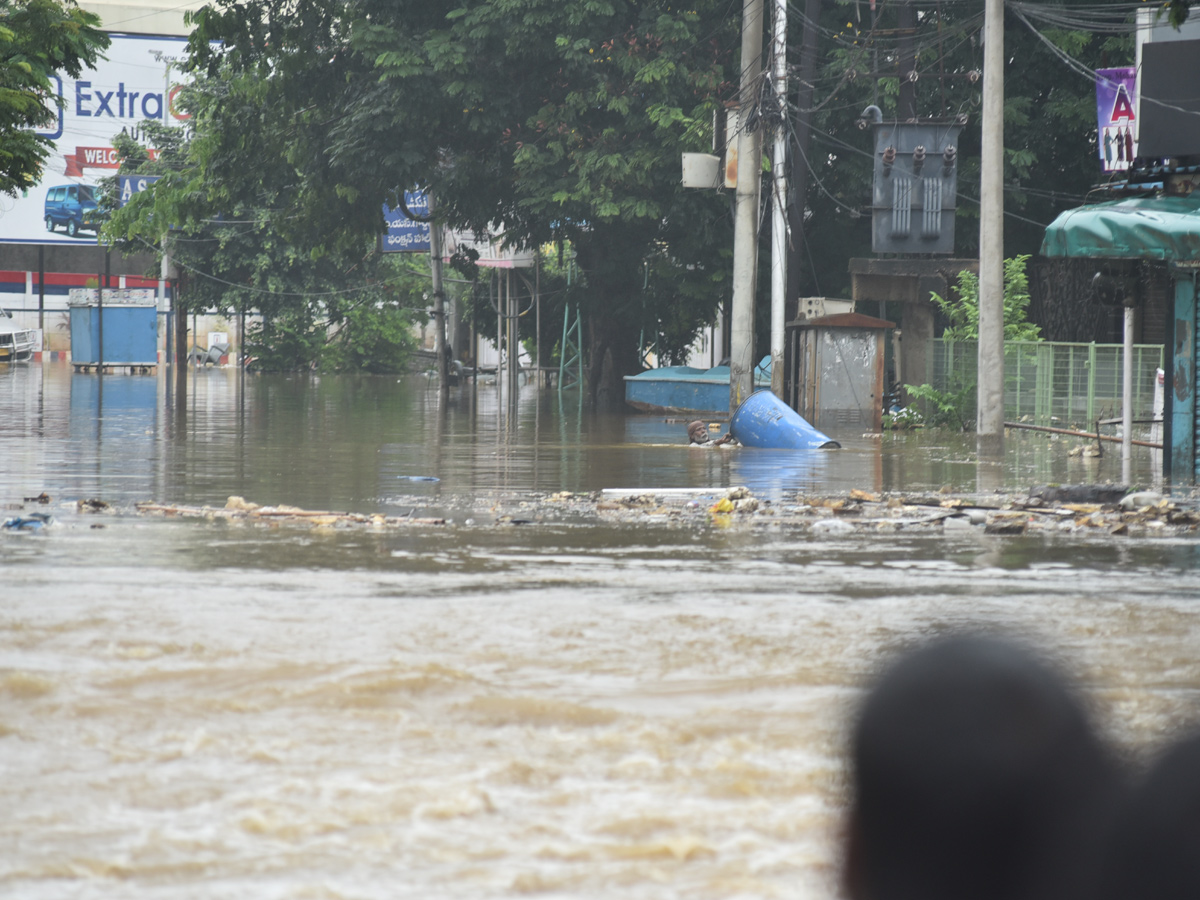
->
<box><xmin>1042</xmin><ymin>194</ymin><xmax>1200</xmax><ymax>484</ymax></box>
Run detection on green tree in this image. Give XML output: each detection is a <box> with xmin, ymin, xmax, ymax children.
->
<box><xmin>180</xmin><ymin>0</ymin><xmax>741</xmax><ymax>405</ymax></box>
<box><xmin>102</xmin><ymin>108</ymin><xmax>427</xmax><ymax>373</ymax></box>
<box><xmin>903</xmin><ymin>255</ymin><xmax>1041</xmax><ymax>431</ymax></box>
<box><xmin>0</xmin><ymin>0</ymin><xmax>108</xmax><ymax>196</ymax></box>
<box><xmin>931</xmin><ymin>255</ymin><xmax>1041</xmax><ymax>343</ymax></box>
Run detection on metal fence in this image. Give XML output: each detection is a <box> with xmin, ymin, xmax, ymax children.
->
<box><xmin>927</xmin><ymin>339</ymin><xmax>1164</xmax><ymax>430</ymax></box>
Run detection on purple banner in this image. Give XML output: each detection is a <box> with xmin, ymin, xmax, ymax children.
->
<box><xmin>1096</xmin><ymin>67</ymin><xmax>1137</xmax><ymax>172</ymax></box>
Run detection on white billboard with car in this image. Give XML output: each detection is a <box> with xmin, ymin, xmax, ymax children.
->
<box><xmin>0</xmin><ymin>32</ymin><xmax>189</xmax><ymax>245</ymax></box>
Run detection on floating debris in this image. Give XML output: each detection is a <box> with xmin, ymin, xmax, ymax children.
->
<box><xmin>136</xmin><ymin>497</ymin><xmax>446</xmax><ymax>528</ymax></box>
<box><xmin>585</xmin><ymin>484</ymin><xmax>1199</xmax><ymax>537</ymax></box>
<box><xmin>115</xmin><ymin>484</ymin><xmax>1200</xmax><ymax>538</ymax></box>
<box><xmin>398</xmin><ymin>475</ymin><xmax>440</xmax><ymax>483</ymax></box>
<box><xmin>3</xmin><ymin>513</ymin><xmax>52</xmax><ymax>531</ymax></box>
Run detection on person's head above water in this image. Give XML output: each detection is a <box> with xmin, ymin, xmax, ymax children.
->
<box><xmin>686</xmin><ymin>420</ymin><xmax>710</xmax><ymax>444</ymax></box>
<box><xmin>844</xmin><ymin>634</ymin><xmax>1120</xmax><ymax>900</ymax></box>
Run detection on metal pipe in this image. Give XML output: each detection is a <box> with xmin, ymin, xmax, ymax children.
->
<box><xmin>1122</xmin><ymin>305</ymin><xmax>1134</xmax><ymax>483</ymax></box>
<box><xmin>1004</xmin><ymin>420</ymin><xmax>1161</xmax><ymax>449</ymax></box>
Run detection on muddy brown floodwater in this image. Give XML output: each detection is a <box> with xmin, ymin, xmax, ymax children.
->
<box><xmin>2</xmin><ymin>365</ymin><xmax>1199</xmax><ymax>900</ymax></box>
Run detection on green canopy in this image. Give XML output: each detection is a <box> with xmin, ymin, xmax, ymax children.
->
<box><xmin>1041</xmin><ymin>194</ymin><xmax>1200</xmax><ymax>261</ymax></box>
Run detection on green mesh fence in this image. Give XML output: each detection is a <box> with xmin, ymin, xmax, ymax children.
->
<box><xmin>927</xmin><ymin>339</ymin><xmax>1164</xmax><ymax>431</ymax></box>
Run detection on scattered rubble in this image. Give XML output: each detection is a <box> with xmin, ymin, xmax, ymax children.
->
<box><xmin>2</xmin><ymin>485</ymin><xmax>1196</xmax><ymax>539</ymax></box>
<box><xmin>588</xmin><ymin>483</ymin><xmax>1200</xmax><ymax>538</ymax></box>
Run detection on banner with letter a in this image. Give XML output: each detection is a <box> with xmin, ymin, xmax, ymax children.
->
<box><xmin>1096</xmin><ymin>67</ymin><xmax>1137</xmax><ymax>172</ymax></box>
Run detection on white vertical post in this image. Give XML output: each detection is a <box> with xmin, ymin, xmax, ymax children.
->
<box><xmin>1122</xmin><ymin>306</ymin><xmax>1134</xmax><ymax>484</ymax></box>
<box><xmin>770</xmin><ymin>0</ymin><xmax>788</xmax><ymax>399</ymax></box>
<box><xmin>976</xmin><ymin>0</ymin><xmax>1005</xmax><ymax>440</ymax></box>
<box><xmin>428</xmin><ymin>192</ymin><xmax>448</xmax><ymax>400</ymax></box>
<box><xmin>730</xmin><ymin>0</ymin><xmax>764</xmax><ymax>415</ymax></box>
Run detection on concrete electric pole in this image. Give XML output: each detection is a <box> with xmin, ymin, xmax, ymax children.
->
<box><xmin>730</xmin><ymin>0</ymin><xmax>765</xmax><ymax>415</ymax></box>
<box><xmin>976</xmin><ymin>0</ymin><xmax>1005</xmax><ymax>443</ymax></box>
<box><xmin>769</xmin><ymin>0</ymin><xmax>788</xmax><ymax>400</ymax></box>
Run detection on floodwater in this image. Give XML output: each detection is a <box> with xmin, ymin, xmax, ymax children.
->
<box><xmin>1</xmin><ymin>364</ymin><xmax>1199</xmax><ymax>900</ymax></box>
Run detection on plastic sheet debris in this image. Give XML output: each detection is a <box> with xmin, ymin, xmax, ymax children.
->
<box><xmin>3</xmin><ymin>513</ymin><xmax>52</xmax><ymax>531</ymax></box>
<box><xmin>398</xmin><ymin>476</ymin><xmax>441</xmax><ymax>482</ymax></box>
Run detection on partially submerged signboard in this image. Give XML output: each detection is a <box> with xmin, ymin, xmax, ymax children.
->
<box><xmin>2</xmin><ymin>33</ymin><xmax>188</xmax><ymax>245</ymax></box>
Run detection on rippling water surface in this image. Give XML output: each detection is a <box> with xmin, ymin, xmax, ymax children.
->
<box><xmin>1</xmin><ymin>365</ymin><xmax>1198</xmax><ymax>900</ymax></box>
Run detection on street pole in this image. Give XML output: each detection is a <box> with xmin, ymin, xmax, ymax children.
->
<box><xmin>786</xmin><ymin>0</ymin><xmax>820</xmax><ymax>324</ymax></box>
<box><xmin>1122</xmin><ymin>305</ymin><xmax>1134</xmax><ymax>484</ymax></box>
<box><xmin>769</xmin><ymin>0</ymin><xmax>788</xmax><ymax>400</ymax></box>
<box><xmin>427</xmin><ymin>192</ymin><xmax>449</xmax><ymax>402</ymax></box>
<box><xmin>976</xmin><ymin>0</ymin><xmax>1005</xmax><ymax>443</ymax></box>
<box><xmin>730</xmin><ymin>0</ymin><xmax>764</xmax><ymax>415</ymax></box>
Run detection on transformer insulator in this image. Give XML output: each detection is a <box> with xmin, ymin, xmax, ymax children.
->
<box><xmin>942</xmin><ymin>145</ymin><xmax>957</xmax><ymax>173</ymax></box>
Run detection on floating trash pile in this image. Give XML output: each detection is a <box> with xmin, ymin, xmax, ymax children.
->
<box><xmin>135</xmin><ymin>496</ymin><xmax>447</xmax><ymax>528</ymax></box>
<box><xmin>3</xmin><ymin>486</ymin><xmax>1198</xmax><ymax>538</ymax></box>
<box><xmin>569</xmin><ymin>484</ymin><xmax>1200</xmax><ymax>537</ymax></box>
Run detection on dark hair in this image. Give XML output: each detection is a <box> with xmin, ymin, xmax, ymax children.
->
<box><xmin>1100</xmin><ymin>730</ymin><xmax>1200</xmax><ymax>900</ymax></box>
<box><xmin>845</xmin><ymin>635</ymin><xmax>1119</xmax><ymax>900</ymax></box>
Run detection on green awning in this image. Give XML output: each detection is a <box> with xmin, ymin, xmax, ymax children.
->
<box><xmin>1041</xmin><ymin>195</ymin><xmax>1200</xmax><ymax>261</ymax></box>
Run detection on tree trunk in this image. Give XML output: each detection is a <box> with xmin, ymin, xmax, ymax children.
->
<box><xmin>586</xmin><ymin>313</ymin><xmax>641</xmax><ymax>410</ymax></box>
<box><xmin>575</xmin><ymin>229</ymin><xmax>650</xmax><ymax>411</ymax></box>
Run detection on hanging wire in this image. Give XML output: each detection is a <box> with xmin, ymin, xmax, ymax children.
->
<box><xmin>1013</xmin><ymin>9</ymin><xmax>1200</xmax><ymax>118</ymax></box>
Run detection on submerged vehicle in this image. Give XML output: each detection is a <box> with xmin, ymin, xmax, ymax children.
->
<box><xmin>0</xmin><ymin>309</ymin><xmax>36</xmax><ymax>362</ymax></box>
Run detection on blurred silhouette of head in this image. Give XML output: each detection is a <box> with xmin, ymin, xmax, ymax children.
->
<box><xmin>844</xmin><ymin>634</ymin><xmax>1119</xmax><ymax>900</ymax></box>
<box><xmin>1100</xmin><ymin>730</ymin><xmax>1200</xmax><ymax>900</ymax></box>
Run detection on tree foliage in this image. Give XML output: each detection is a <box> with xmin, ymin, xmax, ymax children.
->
<box><xmin>175</xmin><ymin>0</ymin><xmax>742</xmax><ymax>404</ymax></box>
<box><xmin>931</xmin><ymin>255</ymin><xmax>1041</xmax><ymax>343</ymax></box>
<box><xmin>0</xmin><ymin>0</ymin><xmax>108</xmax><ymax>196</ymax></box>
<box><xmin>102</xmin><ymin>110</ymin><xmax>428</xmax><ymax>373</ymax></box>
<box><xmin>105</xmin><ymin>0</ymin><xmax>1194</xmax><ymax>389</ymax></box>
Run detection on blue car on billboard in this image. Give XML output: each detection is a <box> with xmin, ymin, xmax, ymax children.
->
<box><xmin>44</xmin><ymin>184</ymin><xmax>97</xmax><ymax>238</ymax></box>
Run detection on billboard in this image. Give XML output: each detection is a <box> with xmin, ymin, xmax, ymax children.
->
<box><xmin>1095</xmin><ymin>67</ymin><xmax>1137</xmax><ymax>172</ymax></box>
<box><xmin>1</xmin><ymin>33</ymin><xmax>190</xmax><ymax>245</ymax></box>
<box><xmin>1139</xmin><ymin>40</ymin><xmax>1200</xmax><ymax>160</ymax></box>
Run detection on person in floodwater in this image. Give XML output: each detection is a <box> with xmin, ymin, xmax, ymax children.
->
<box><xmin>843</xmin><ymin>635</ymin><xmax>1121</xmax><ymax>900</ymax></box>
<box><xmin>686</xmin><ymin>419</ymin><xmax>737</xmax><ymax>447</ymax></box>
<box><xmin>1099</xmin><ymin>730</ymin><xmax>1200</xmax><ymax>900</ymax></box>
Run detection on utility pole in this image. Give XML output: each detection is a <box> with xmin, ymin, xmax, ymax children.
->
<box><xmin>427</xmin><ymin>192</ymin><xmax>449</xmax><ymax>401</ymax></box>
<box><xmin>786</xmin><ymin>0</ymin><xmax>820</xmax><ymax>314</ymax></box>
<box><xmin>730</xmin><ymin>0</ymin><xmax>765</xmax><ymax>415</ymax></box>
<box><xmin>769</xmin><ymin>0</ymin><xmax>788</xmax><ymax>399</ymax></box>
<box><xmin>897</xmin><ymin>0</ymin><xmax>917</xmax><ymax>120</ymax></box>
<box><xmin>976</xmin><ymin>0</ymin><xmax>1005</xmax><ymax>442</ymax></box>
